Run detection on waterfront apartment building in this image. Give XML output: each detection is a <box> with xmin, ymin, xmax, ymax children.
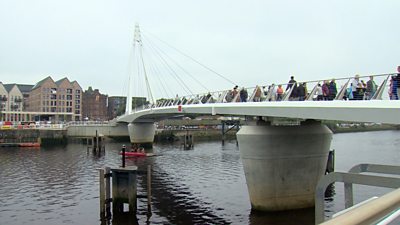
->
<box><xmin>82</xmin><ymin>87</ymin><xmax>108</xmax><ymax>121</ymax></box>
<box><xmin>3</xmin><ymin>84</ymin><xmax>24</xmax><ymax>112</ymax></box>
<box><xmin>0</xmin><ymin>82</ymin><xmax>8</xmax><ymax>113</ymax></box>
<box><xmin>27</xmin><ymin>76</ymin><xmax>83</xmax><ymax>121</ymax></box>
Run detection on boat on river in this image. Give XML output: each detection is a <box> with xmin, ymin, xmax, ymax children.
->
<box><xmin>119</xmin><ymin>151</ymin><xmax>155</xmax><ymax>157</ymax></box>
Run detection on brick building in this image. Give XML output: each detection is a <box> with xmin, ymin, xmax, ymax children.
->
<box><xmin>82</xmin><ymin>87</ymin><xmax>108</xmax><ymax>121</ymax></box>
<box><xmin>27</xmin><ymin>76</ymin><xmax>82</xmax><ymax>121</ymax></box>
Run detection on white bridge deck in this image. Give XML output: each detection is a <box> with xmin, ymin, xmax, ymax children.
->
<box><xmin>118</xmin><ymin>100</ymin><xmax>400</xmax><ymax>125</ymax></box>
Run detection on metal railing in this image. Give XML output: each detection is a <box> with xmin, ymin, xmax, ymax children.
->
<box><xmin>315</xmin><ymin>163</ymin><xmax>400</xmax><ymax>224</ymax></box>
<box><xmin>130</xmin><ymin>73</ymin><xmax>399</xmax><ymax>114</ymax></box>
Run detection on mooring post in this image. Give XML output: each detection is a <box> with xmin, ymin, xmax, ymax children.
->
<box><xmin>147</xmin><ymin>165</ymin><xmax>152</xmax><ymax>220</ymax></box>
<box><xmin>236</xmin><ymin>121</ymin><xmax>239</xmax><ymax>146</ymax></box>
<box><xmin>111</xmin><ymin>166</ymin><xmax>138</xmax><ymax>216</ymax></box>
<box><xmin>221</xmin><ymin>121</ymin><xmax>225</xmax><ymax>146</ymax></box>
<box><xmin>99</xmin><ymin>168</ymin><xmax>105</xmax><ymax>219</ymax></box>
<box><xmin>105</xmin><ymin>167</ymin><xmax>111</xmax><ymax>218</ymax></box>
<box><xmin>96</xmin><ymin>130</ymin><xmax>99</xmax><ymax>151</ymax></box>
<box><xmin>122</xmin><ymin>145</ymin><xmax>126</xmax><ymax>168</ymax></box>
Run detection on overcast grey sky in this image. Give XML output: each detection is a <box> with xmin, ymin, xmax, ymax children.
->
<box><xmin>1</xmin><ymin>0</ymin><xmax>399</xmax><ymax>99</ymax></box>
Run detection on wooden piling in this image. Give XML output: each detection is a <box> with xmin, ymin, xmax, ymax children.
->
<box><xmin>122</xmin><ymin>145</ymin><xmax>126</xmax><ymax>168</ymax></box>
<box><xmin>99</xmin><ymin>168</ymin><xmax>105</xmax><ymax>219</ymax></box>
<box><xmin>147</xmin><ymin>165</ymin><xmax>152</xmax><ymax>219</ymax></box>
<box><xmin>221</xmin><ymin>122</ymin><xmax>225</xmax><ymax>146</ymax></box>
<box><xmin>96</xmin><ymin>130</ymin><xmax>99</xmax><ymax>150</ymax></box>
<box><xmin>105</xmin><ymin>167</ymin><xmax>111</xmax><ymax>217</ymax></box>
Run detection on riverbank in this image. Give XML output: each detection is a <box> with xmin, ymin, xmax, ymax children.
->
<box><xmin>0</xmin><ymin>122</ymin><xmax>397</xmax><ymax>146</ymax></box>
<box><xmin>325</xmin><ymin>123</ymin><xmax>399</xmax><ymax>134</ymax></box>
<box><xmin>0</xmin><ymin>129</ymin><xmax>67</xmax><ymax>146</ymax></box>
<box><xmin>154</xmin><ymin>123</ymin><xmax>399</xmax><ymax>143</ymax></box>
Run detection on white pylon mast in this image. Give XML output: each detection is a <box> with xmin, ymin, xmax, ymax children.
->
<box><xmin>125</xmin><ymin>24</ymin><xmax>154</xmax><ymax>115</ymax></box>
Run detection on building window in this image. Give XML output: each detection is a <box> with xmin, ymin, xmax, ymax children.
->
<box><xmin>67</xmin><ymin>89</ymin><xmax>72</xmax><ymax>94</ymax></box>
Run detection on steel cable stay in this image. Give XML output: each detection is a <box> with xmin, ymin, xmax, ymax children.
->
<box><xmin>140</xmin><ymin>37</ymin><xmax>194</xmax><ymax>97</ymax></box>
<box><xmin>141</xmin><ymin>36</ymin><xmax>194</xmax><ymax>96</ymax></box>
<box><xmin>139</xmin><ymin>40</ymin><xmax>182</xmax><ymax>99</ymax></box>
<box><xmin>142</xmin><ymin>33</ymin><xmax>210</xmax><ymax>93</ymax></box>
<box><xmin>142</xmin><ymin>29</ymin><xmax>238</xmax><ymax>86</ymax></box>
<box><xmin>145</xmin><ymin>55</ymin><xmax>173</xmax><ymax>99</ymax></box>
<box><xmin>139</xmin><ymin>45</ymin><xmax>155</xmax><ymax>105</ymax></box>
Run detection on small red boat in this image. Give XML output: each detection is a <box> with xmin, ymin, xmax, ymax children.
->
<box><xmin>120</xmin><ymin>151</ymin><xmax>147</xmax><ymax>157</ymax></box>
<box><xmin>19</xmin><ymin>143</ymin><xmax>41</xmax><ymax>147</ymax></box>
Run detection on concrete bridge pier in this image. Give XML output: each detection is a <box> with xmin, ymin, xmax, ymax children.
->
<box><xmin>237</xmin><ymin>119</ymin><xmax>333</xmax><ymax>211</ymax></box>
<box><xmin>128</xmin><ymin>122</ymin><xmax>156</xmax><ymax>148</ymax></box>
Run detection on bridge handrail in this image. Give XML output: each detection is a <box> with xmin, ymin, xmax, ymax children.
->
<box><xmin>149</xmin><ymin>72</ymin><xmax>398</xmax><ymax>110</ymax></box>
<box><xmin>315</xmin><ymin>163</ymin><xmax>400</xmax><ymax>224</ymax></box>
<box><xmin>320</xmin><ymin>187</ymin><xmax>400</xmax><ymax>225</ymax></box>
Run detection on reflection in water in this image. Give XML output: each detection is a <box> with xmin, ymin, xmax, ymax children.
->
<box><xmin>249</xmin><ymin>208</ymin><xmax>314</xmax><ymax>225</ymax></box>
<box><xmin>0</xmin><ymin>130</ymin><xmax>399</xmax><ymax>225</ymax></box>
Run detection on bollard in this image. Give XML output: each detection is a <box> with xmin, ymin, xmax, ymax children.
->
<box><xmin>147</xmin><ymin>165</ymin><xmax>152</xmax><ymax>220</ymax></box>
<box><xmin>111</xmin><ymin>166</ymin><xmax>138</xmax><ymax>216</ymax></box>
<box><xmin>122</xmin><ymin>145</ymin><xmax>126</xmax><ymax>168</ymax></box>
<box><xmin>221</xmin><ymin>122</ymin><xmax>225</xmax><ymax>146</ymax></box>
<box><xmin>99</xmin><ymin>167</ymin><xmax>111</xmax><ymax>220</ymax></box>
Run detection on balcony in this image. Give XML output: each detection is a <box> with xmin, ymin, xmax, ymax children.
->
<box><xmin>0</xmin><ymin>96</ymin><xmax>7</xmax><ymax>101</ymax></box>
<box><xmin>14</xmin><ymin>98</ymin><xmax>23</xmax><ymax>103</ymax></box>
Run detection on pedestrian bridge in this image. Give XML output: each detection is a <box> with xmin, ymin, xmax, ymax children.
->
<box><xmin>117</xmin><ymin>100</ymin><xmax>400</xmax><ymax>125</ymax></box>
<box><xmin>115</xmin><ymin>24</ymin><xmax>400</xmax><ymax>222</ymax></box>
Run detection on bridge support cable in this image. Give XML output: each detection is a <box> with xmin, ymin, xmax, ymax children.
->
<box><xmin>142</xmin><ymin>29</ymin><xmax>238</xmax><ymax>86</ymax></box>
<box><xmin>139</xmin><ymin>46</ymin><xmax>155</xmax><ymax>105</ymax></box>
<box><xmin>143</xmin><ymin>49</ymin><xmax>174</xmax><ymax>99</ymax></box>
<box><xmin>141</xmin><ymin>35</ymin><xmax>194</xmax><ymax>97</ymax></box>
<box><xmin>143</xmin><ymin>33</ymin><xmax>210</xmax><ymax>93</ymax></box>
<box><xmin>140</xmin><ymin>39</ymin><xmax>181</xmax><ymax>99</ymax></box>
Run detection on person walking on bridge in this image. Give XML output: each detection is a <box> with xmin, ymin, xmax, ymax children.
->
<box><xmin>397</xmin><ymin>66</ymin><xmax>400</xmax><ymax>99</ymax></box>
<box><xmin>351</xmin><ymin>75</ymin><xmax>362</xmax><ymax>100</ymax></box>
<box><xmin>328</xmin><ymin>79</ymin><xmax>337</xmax><ymax>100</ymax></box>
<box><xmin>276</xmin><ymin>85</ymin><xmax>284</xmax><ymax>101</ymax></box>
<box><xmin>286</xmin><ymin>76</ymin><xmax>297</xmax><ymax>100</ymax></box>
<box><xmin>240</xmin><ymin>87</ymin><xmax>248</xmax><ymax>102</ymax></box>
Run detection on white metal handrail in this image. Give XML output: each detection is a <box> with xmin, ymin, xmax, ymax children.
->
<box><xmin>315</xmin><ymin>164</ymin><xmax>400</xmax><ymax>224</ymax></box>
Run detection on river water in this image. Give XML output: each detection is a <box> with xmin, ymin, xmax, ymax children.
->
<box><xmin>0</xmin><ymin>130</ymin><xmax>399</xmax><ymax>225</ymax></box>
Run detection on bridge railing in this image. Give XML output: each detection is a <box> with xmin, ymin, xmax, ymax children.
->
<box><xmin>134</xmin><ymin>73</ymin><xmax>398</xmax><ymax>111</ymax></box>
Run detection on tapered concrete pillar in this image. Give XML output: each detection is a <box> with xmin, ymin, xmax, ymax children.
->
<box><xmin>237</xmin><ymin>120</ymin><xmax>332</xmax><ymax>211</ymax></box>
<box><xmin>128</xmin><ymin>122</ymin><xmax>156</xmax><ymax>147</ymax></box>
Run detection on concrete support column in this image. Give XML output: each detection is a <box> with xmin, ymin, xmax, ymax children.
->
<box><xmin>128</xmin><ymin>122</ymin><xmax>156</xmax><ymax>147</ymax></box>
<box><xmin>237</xmin><ymin>120</ymin><xmax>332</xmax><ymax>211</ymax></box>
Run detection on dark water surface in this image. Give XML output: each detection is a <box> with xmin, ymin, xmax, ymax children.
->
<box><xmin>0</xmin><ymin>130</ymin><xmax>399</xmax><ymax>225</ymax></box>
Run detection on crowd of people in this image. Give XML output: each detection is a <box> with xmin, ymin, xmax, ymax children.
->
<box><xmin>223</xmin><ymin>66</ymin><xmax>400</xmax><ymax>102</ymax></box>
<box><xmin>158</xmin><ymin>66</ymin><xmax>400</xmax><ymax>106</ymax></box>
